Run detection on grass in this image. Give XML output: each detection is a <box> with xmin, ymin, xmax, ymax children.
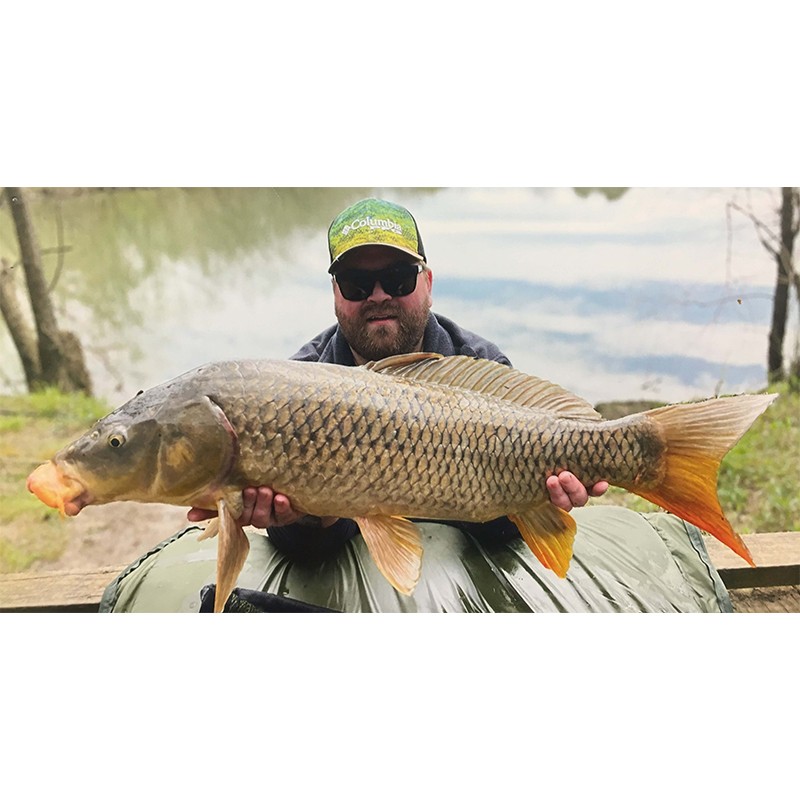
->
<box><xmin>717</xmin><ymin>383</ymin><xmax>800</xmax><ymax>533</ymax></box>
<box><xmin>0</xmin><ymin>389</ymin><xmax>109</xmax><ymax>572</ymax></box>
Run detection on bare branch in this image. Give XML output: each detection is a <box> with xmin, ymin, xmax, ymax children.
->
<box><xmin>793</xmin><ymin>188</ymin><xmax>800</xmax><ymax>239</ymax></box>
<box><xmin>47</xmin><ymin>202</ymin><xmax>67</xmax><ymax>292</ymax></box>
<box><xmin>41</xmin><ymin>245</ymin><xmax>72</xmax><ymax>258</ymax></box>
<box><xmin>727</xmin><ymin>200</ymin><xmax>780</xmax><ymax>257</ymax></box>
<box><xmin>0</xmin><ymin>257</ymin><xmax>41</xmax><ymax>387</ymax></box>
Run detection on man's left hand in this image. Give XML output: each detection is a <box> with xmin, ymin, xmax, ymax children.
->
<box><xmin>546</xmin><ymin>472</ymin><xmax>609</xmax><ymax>512</ymax></box>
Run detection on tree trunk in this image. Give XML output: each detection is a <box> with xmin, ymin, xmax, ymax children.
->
<box><xmin>3</xmin><ymin>187</ymin><xmax>93</xmax><ymax>394</ymax></box>
<box><xmin>0</xmin><ymin>257</ymin><xmax>42</xmax><ymax>388</ymax></box>
<box><xmin>5</xmin><ymin>188</ymin><xmax>65</xmax><ymax>386</ymax></box>
<box><xmin>766</xmin><ymin>188</ymin><xmax>798</xmax><ymax>383</ymax></box>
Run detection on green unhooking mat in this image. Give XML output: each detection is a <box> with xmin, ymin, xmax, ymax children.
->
<box><xmin>99</xmin><ymin>506</ymin><xmax>732</xmax><ymax>613</ymax></box>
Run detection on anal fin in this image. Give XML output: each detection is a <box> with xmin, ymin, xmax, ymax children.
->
<box><xmin>509</xmin><ymin>505</ymin><xmax>577</xmax><ymax>578</ymax></box>
<box><xmin>355</xmin><ymin>515</ymin><xmax>423</xmax><ymax>595</ymax></box>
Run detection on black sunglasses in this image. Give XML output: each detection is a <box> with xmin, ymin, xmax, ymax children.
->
<box><xmin>333</xmin><ymin>261</ymin><xmax>424</xmax><ymax>302</ymax></box>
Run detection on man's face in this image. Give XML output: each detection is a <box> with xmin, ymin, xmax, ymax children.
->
<box><xmin>332</xmin><ymin>245</ymin><xmax>433</xmax><ymax>364</ymax></box>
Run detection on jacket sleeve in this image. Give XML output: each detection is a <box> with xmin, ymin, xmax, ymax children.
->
<box><xmin>452</xmin><ymin>516</ymin><xmax>520</xmax><ymax>546</ymax></box>
<box><xmin>267</xmin><ymin>517</ymin><xmax>360</xmax><ymax>561</ymax></box>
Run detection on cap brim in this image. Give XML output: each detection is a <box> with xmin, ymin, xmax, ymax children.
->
<box><xmin>328</xmin><ymin>242</ymin><xmax>426</xmax><ymax>274</ymax></box>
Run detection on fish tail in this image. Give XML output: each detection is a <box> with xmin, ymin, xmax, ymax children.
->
<box><xmin>631</xmin><ymin>393</ymin><xmax>777</xmax><ymax>566</ymax></box>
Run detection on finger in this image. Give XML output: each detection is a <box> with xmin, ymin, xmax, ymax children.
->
<box><xmin>546</xmin><ymin>474</ymin><xmax>573</xmax><ymax>511</ymax></box>
<box><xmin>249</xmin><ymin>486</ymin><xmax>276</xmax><ymax>528</ymax></box>
<box><xmin>558</xmin><ymin>472</ymin><xmax>590</xmax><ymax>507</ymax></box>
<box><xmin>273</xmin><ymin>493</ymin><xmax>301</xmax><ymax>526</ymax></box>
<box><xmin>589</xmin><ymin>481</ymin><xmax>610</xmax><ymax>497</ymax></box>
<box><xmin>239</xmin><ymin>486</ymin><xmax>259</xmax><ymax>526</ymax></box>
<box><xmin>187</xmin><ymin>507</ymin><xmax>216</xmax><ymax>522</ymax></box>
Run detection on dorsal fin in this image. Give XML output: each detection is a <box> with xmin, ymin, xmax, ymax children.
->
<box><xmin>364</xmin><ymin>352</ymin><xmax>443</xmax><ymax>371</ymax></box>
<box><xmin>366</xmin><ymin>353</ymin><xmax>601</xmax><ymax>419</ymax></box>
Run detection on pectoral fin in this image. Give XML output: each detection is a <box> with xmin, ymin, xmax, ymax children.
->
<box><xmin>355</xmin><ymin>515</ymin><xmax>423</xmax><ymax>595</ymax></box>
<box><xmin>509</xmin><ymin>505</ymin><xmax>577</xmax><ymax>578</ymax></box>
<box><xmin>213</xmin><ymin>497</ymin><xmax>251</xmax><ymax>613</ymax></box>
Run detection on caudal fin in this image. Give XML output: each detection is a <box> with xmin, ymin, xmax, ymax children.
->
<box><xmin>633</xmin><ymin>393</ymin><xmax>777</xmax><ymax>566</ymax></box>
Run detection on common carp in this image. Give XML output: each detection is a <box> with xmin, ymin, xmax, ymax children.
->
<box><xmin>27</xmin><ymin>354</ymin><xmax>775</xmax><ymax>612</ymax></box>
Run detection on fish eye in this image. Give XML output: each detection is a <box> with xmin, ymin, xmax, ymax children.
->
<box><xmin>108</xmin><ymin>433</ymin><xmax>126</xmax><ymax>449</ymax></box>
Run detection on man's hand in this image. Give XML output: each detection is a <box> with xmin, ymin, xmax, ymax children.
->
<box><xmin>546</xmin><ymin>471</ymin><xmax>609</xmax><ymax>512</ymax></box>
<box><xmin>188</xmin><ymin>486</ymin><xmax>338</xmax><ymax>529</ymax></box>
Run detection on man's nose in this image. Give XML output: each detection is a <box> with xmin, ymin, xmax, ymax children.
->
<box><xmin>367</xmin><ymin>281</ymin><xmax>392</xmax><ymax>301</ymax></box>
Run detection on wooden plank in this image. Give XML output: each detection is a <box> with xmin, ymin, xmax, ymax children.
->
<box><xmin>704</xmin><ymin>531</ymin><xmax>800</xmax><ymax>590</ymax></box>
<box><xmin>0</xmin><ymin>565</ymin><xmax>127</xmax><ymax>612</ymax></box>
<box><xmin>727</xmin><ymin>585</ymin><xmax>800</xmax><ymax>613</ymax></box>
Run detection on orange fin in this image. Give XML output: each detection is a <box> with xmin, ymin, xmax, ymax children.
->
<box><xmin>213</xmin><ymin>497</ymin><xmax>250</xmax><ymax>613</ymax></box>
<box><xmin>355</xmin><ymin>515</ymin><xmax>423</xmax><ymax>595</ymax></box>
<box><xmin>634</xmin><ymin>393</ymin><xmax>778</xmax><ymax>567</ymax></box>
<box><xmin>509</xmin><ymin>504</ymin><xmax>577</xmax><ymax>578</ymax></box>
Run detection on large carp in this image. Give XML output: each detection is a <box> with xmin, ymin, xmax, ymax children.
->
<box><xmin>27</xmin><ymin>354</ymin><xmax>775</xmax><ymax>612</ymax></box>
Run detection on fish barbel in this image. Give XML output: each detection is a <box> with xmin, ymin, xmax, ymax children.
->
<box><xmin>27</xmin><ymin>353</ymin><xmax>776</xmax><ymax>611</ymax></box>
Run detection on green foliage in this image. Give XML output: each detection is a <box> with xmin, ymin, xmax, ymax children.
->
<box><xmin>0</xmin><ymin>515</ymin><xmax>69</xmax><ymax>572</ymax></box>
<box><xmin>716</xmin><ymin>383</ymin><xmax>800</xmax><ymax>534</ymax></box>
<box><xmin>1</xmin><ymin>387</ymin><xmax>107</xmax><ymax>425</ymax></box>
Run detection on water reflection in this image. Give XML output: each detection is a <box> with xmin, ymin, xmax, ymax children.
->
<box><xmin>0</xmin><ymin>187</ymin><xmax>786</xmax><ymax>406</ymax></box>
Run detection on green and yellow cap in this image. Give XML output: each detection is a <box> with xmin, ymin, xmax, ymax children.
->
<box><xmin>327</xmin><ymin>198</ymin><xmax>426</xmax><ymax>273</ymax></box>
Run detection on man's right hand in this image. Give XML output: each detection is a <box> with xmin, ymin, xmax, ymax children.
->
<box><xmin>187</xmin><ymin>486</ymin><xmax>338</xmax><ymax>529</ymax></box>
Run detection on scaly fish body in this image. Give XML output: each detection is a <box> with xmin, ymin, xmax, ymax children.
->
<box><xmin>27</xmin><ymin>354</ymin><xmax>776</xmax><ymax>611</ymax></box>
<box><xmin>219</xmin><ymin>363</ymin><xmax>657</xmax><ymax>521</ymax></box>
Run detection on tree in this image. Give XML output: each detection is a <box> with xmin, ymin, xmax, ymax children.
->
<box><xmin>0</xmin><ymin>187</ymin><xmax>93</xmax><ymax>394</ymax></box>
<box><xmin>729</xmin><ymin>188</ymin><xmax>800</xmax><ymax>385</ymax></box>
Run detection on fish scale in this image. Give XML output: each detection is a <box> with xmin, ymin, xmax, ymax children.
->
<box><xmin>212</xmin><ymin>360</ymin><xmax>657</xmax><ymax>522</ymax></box>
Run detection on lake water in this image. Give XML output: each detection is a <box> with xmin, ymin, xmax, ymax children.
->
<box><xmin>0</xmin><ymin>187</ymin><xmax>789</xmax><ymax>407</ymax></box>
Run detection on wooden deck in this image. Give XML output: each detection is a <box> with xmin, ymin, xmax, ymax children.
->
<box><xmin>0</xmin><ymin>564</ymin><xmax>126</xmax><ymax>613</ymax></box>
<box><xmin>1</xmin><ymin>532</ymin><xmax>799</xmax><ymax>612</ymax></box>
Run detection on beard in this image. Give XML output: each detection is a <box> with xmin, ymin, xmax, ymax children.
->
<box><xmin>336</xmin><ymin>299</ymin><xmax>431</xmax><ymax>362</ymax></box>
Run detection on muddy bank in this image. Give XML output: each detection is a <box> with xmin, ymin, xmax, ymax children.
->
<box><xmin>25</xmin><ymin>502</ymin><xmax>191</xmax><ymax>573</ymax></box>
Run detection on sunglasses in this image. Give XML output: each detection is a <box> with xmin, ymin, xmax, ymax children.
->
<box><xmin>333</xmin><ymin>261</ymin><xmax>424</xmax><ymax>302</ymax></box>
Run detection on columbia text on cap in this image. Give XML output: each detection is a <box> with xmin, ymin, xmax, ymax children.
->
<box><xmin>328</xmin><ymin>198</ymin><xmax>426</xmax><ymax>272</ymax></box>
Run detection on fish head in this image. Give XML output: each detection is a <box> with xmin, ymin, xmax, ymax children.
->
<box><xmin>27</xmin><ymin>390</ymin><xmax>238</xmax><ymax>515</ymax></box>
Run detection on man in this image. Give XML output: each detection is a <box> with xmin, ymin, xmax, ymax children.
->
<box><xmin>100</xmin><ymin>197</ymin><xmax>733</xmax><ymax>613</ymax></box>
<box><xmin>187</xmin><ymin>197</ymin><xmax>609</xmax><ymax>558</ymax></box>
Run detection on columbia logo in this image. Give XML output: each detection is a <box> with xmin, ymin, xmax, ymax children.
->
<box><xmin>342</xmin><ymin>216</ymin><xmax>402</xmax><ymax>236</ymax></box>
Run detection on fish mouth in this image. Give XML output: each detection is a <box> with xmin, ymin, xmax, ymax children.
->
<box><xmin>26</xmin><ymin>461</ymin><xmax>92</xmax><ymax>517</ymax></box>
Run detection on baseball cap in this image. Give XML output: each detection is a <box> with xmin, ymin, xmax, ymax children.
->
<box><xmin>327</xmin><ymin>198</ymin><xmax>426</xmax><ymax>273</ymax></box>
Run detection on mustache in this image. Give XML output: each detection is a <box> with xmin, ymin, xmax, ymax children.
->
<box><xmin>360</xmin><ymin>302</ymin><xmax>401</xmax><ymax>320</ymax></box>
